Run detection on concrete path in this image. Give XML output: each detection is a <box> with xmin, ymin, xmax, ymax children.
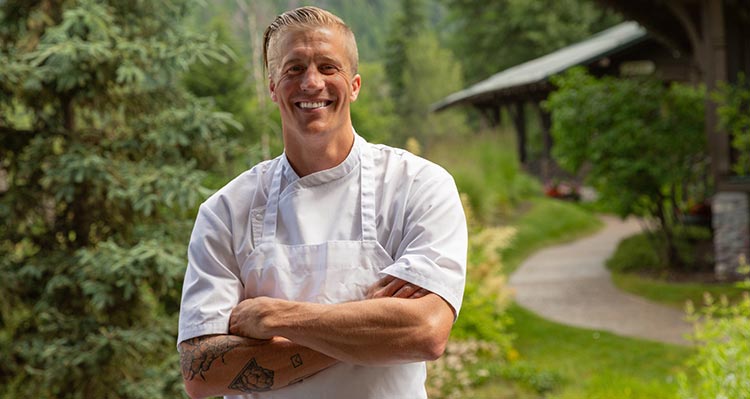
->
<box><xmin>508</xmin><ymin>215</ymin><xmax>693</xmax><ymax>346</ymax></box>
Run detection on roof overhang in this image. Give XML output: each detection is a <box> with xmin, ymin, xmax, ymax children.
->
<box><xmin>432</xmin><ymin>22</ymin><xmax>648</xmax><ymax>112</ymax></box>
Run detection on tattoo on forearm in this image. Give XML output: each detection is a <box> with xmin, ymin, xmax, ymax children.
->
<box><xmin>229</xmin><ymin>358</ymin><xmax>274</xmax><ymax>392</ymax></box>
<box><xmin>290</xmin><ymin>353</ymin><xmax>303</xmax><ymax>368</ymax></box>
<box><xmin>180</xmin><ymin>336</ymin><xmax>241</xmax><ymax>381</ymax></box>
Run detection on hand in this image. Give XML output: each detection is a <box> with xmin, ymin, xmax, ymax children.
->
<box><xmin>366</xmin><ymin>275</ymin><xmax>430</xmax><ymax>299</ymax></box>
<box><xmin>229</xmin><ymin>297</ymin><xmax>277</xmax><ymax>340</ymax></box>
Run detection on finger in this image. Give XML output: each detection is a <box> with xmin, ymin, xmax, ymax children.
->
<box><xmin>369</xmin><ymin>277</ymin><xmax>407</xmax><ymax>299</ymax></box>
<box><xmin>377</xmin><ymin>277</ymin><xmax>408</xmax><ymax>298</ymax></box>
<box><xmin>409</xmin><ymin>288</ymin><xmax>430</xmax><ymax>299</ymax></box>
<box><xmin>366</xmin><ymin>275</ymin><xmax>395</xmax><ymax>298</ymax></box>
<box><xmin>393</xmin><ymin>282</ymin><xmax>419</xmax><ymax>298</ymax></box>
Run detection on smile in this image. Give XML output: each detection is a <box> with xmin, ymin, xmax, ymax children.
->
<box><xmin>296</xmin><ymin>101</ymin><xmax>332</xmax><ymax>109</ymax></box>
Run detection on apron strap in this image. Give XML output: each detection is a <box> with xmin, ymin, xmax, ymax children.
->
<box><xmin>260</xmin><ymin>157</ymin><xmax>284</xmax><ymax>244</ymax></box>
<box><xmin>358</xmin><ymin>136</ymin><xmax>378</xmax><ymax>242</ymax></box>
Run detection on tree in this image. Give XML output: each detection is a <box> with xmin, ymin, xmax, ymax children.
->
<box><xmin>383</xmin><ymin>0</ymin><xmax>467</xmax><ymax>147</ymax></box>
<box><xmin>384</xmin><ymin>0</ymin><xmax>427</xmax><ymax>104</ymax></box>
<box><xmin>0</xmin><ymin>0</ymin><xmax>235</xmax><ymax>397</ymax></box>
<box><xmin>544</xmin><ymin>68</ymin><xmax>707</xmax><ymax>268</ymax></box>
<box><xmin>350</xmin><ymin>61</ymin><xmax>397</xmax><ymax>144</ymax></box>
<box><xmin>440</xmin><ymin>0</ymin><xmax>620</xmax><ymax>82</ymax></box>
<box><xmin>715</xmin><ymin>74</ymin><xmax>750</xmax><ymax>176</ymax></box>
<box><xmin>400</xmin><ymin>31</ymin><xmax>468</xmax><ymax>147</ymax></box>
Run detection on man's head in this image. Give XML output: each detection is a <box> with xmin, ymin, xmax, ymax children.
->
<box><xmin>263</xmin><ymin>6</ymin><xmax>359</xmax><ymax>81</ymax></box>
<box><xmin>262</xmin><ymin>6</ymin><xmax>362</xmax><ymax>163</ymax></box>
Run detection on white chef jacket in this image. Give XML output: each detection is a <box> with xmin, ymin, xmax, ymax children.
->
<box><xmin>178</xmin><ymin>132</ymin><xmax>467</xmax><ymax>398</ymax></box>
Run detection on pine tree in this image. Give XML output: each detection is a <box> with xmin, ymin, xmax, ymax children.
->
<box><xmin>0</xmin><ymin>1</ymin><xmax>236</xmax><ymax>397</ymax></box>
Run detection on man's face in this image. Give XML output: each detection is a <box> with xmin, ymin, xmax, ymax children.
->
<box><xmin>269</xmin><ymin>26</ymin><xmax>361</xmax><ymax>140</ymax></box>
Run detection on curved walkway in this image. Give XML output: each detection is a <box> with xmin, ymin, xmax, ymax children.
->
<box><xmin>508</xmin><ymin>215</ymin><xmax>693</xmax><ymax>346</ymax></box>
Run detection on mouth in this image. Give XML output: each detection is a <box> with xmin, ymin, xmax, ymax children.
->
<box><xmin>296</xmin><ymin>100</ymin><xmax>333</xmax><ymax>110</ymax></box>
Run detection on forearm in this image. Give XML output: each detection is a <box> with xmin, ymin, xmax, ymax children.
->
<box><xmin>179</xmin><ymin>334</ymin><xmax>337</xmax><ymax>399</ymax></box>
<box><xmin>238</xmin><ymin>294</ymin><xmax>453</xmax><ymax>366</ymax></box>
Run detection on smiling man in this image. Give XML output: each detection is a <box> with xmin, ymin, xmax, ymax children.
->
<box><xmin>177</xmin><ymin>6</ymin><xmax>467</xmax><ymax>399</ymax></box>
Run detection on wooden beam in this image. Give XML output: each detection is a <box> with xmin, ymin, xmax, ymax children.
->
<box><xmin>536</xmin><ymin>103</ymin><xmax>554</xmax><ymax>181</ymax></box>
<box><xmin>509</xmin><ymin>101</ymin><xmax>527</xmax><ymax>164</ymax></box>
<box><xmin>702</xmin><ymin>0</ymin><xmax>731</xmax><ymax>181</ymax></box>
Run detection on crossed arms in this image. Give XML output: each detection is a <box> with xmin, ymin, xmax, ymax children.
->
<box><xmin>178</xmin><ymin>276</ymin><xmax>455</xmax><ymax>399</ymax></box>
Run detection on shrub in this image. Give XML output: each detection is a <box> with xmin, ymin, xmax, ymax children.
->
<box><xmin>545</xmin><ymin>68</ymin><xmax>708</xmax><ymax>269</ymax></box>
<box><xmin>678</xmin><ymin>260</ymin><xmax>750</xmax><ymax>399</ymax></box>
<box><xmin>426</xmin><ymin>195</ymin><xmax>517</xmax><ymax>398</ymax></box>
<box><xmin>607</xmin><ymin>226</ymin><xmax>713</xmax><ymax>274</ymax></box>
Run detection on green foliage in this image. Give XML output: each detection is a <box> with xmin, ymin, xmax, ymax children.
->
<box><xmin>427</xmin><ymin>198</ymin><xmax>516</xmax><ymax>398</ymax></box>
<box><xmin>400</xmin><ymin>31</ymin><xmax>468</xmax><ymax>146</ymax></box>
<box><xmin>383</xmin><ymin>0</ymin><xmax>467</xmax><ymax>146</ymax></box>
<box><xmin>679</xmin><ymin>290</ymin><xmax>750</xmax><ymax>399</ymax></box>
<box><xmin>715</xmin><ymin>74</ymin><xmax>750</xmax><ymax>176</ymax></box>
<box><xmin>427</xmin><ymin>132</ymin><xmax>542</xmax><ymax>223</ymax></box>
<box><xmin>607</xmin><ymin>226</ymin><xmax>714</xmax><ymax>275</ymax></box>
<box><xmin>440</xmin><ymin>0</ymin><xmax>621</xmax><ymax>82</ymax></box>
<box><xmin>384</xmin><ymin>0</ymin><xmax>427</xmax><ymax>101</ymax></box>
<box><xmin>182</xmin><ymin>18</ymin><xmax>257</xmax><ymax>142</ymax></box>
<box><xmin>545</xmin><ymin>68</ymin><xmax>708</xmax><ymax>268</ymax></box>
<box><xmin>606</xmin><ymin>232</ymin><xmax>663</xmax><ymax>273</ymax></box>
<box><xmin>350</xmin><ymin>62</ymin><xmax>397</xmax><ymax>144</ymax></box>
<box><xmin>0</xmin><ymin>0</ymin><xmax>234</xmax><ymax>397</ymax></box>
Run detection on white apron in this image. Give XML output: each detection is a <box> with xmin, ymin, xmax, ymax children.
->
<box><xmin>235</xmin><ymin>141</ymin><xmax>427</xmax><ymax>399</ymax></box>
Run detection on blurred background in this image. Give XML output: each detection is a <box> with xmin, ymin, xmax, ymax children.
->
<box><xmin>1</xmin><ymin>0</ymin><xmax>749</xmax><ymax>398</ymax></box>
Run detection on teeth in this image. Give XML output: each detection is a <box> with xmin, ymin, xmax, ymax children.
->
<box><xmin>299</xmin><ymin>101</ymin><xmax>327</xmax><ymax>109</ymax></box>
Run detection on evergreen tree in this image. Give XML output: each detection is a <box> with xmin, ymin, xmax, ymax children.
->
<box><xmin>0</xmin><ymin>1</ymin><xmax>235</xmax><ymax>397</ymax></box>
<box><xmin>384</xmin><ymin>0</ymin><xmax>427</xmax><ymax>103</ymax></box>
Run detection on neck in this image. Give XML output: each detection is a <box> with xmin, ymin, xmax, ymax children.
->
<box><xmin>283</xmin><ymin>127</ymin><xmax>355</xmax><ymax>177</ymax></box>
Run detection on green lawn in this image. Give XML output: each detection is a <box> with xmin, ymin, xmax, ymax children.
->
<box><xmin>611</xmin><ymin>272</ymin><xmax>747</xmax><ymax>309</ymax></box>
<box><xmin>467</xmin><ymin>303</ymin><xmax>692</xmax><ymax>399</ymax></box>
<box><xmin>464</xmin><ymin>198</ymin><xmax>692</xmax><ymax>398</ymax></box>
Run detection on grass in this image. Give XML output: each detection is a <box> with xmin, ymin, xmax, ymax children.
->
<box><xmin>606</xmin><ymin>230</ymin><xmax>747</xmax><ymax>308</ymax></box>
<box><xmin>470</xmin><ymin>304</ymin><xmax>691</xmax><ymax>399</ymax></box>
<box><xmin>611</xmin><ymin>269</ymin><xmax>747</xmax><ymax>309</ymax></box>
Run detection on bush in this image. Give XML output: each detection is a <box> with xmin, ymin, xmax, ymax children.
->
<box><xmin>545</xmin><ymin>68</ymin><xmax>708</xmax><ymax>269</ymax></box>
<box><xmin>426</xmin><ymin>196</ymin><xmax>517</xmax><ymax>398</ymax></box>
<box><xmin>607</xmin><ymin>226</ymin><xmax>713</xmax><ymax>274</ymax></box>
<box><xmin>606</xmin><ymin>233</ymin><xmax>663</xmax><ymax>273</ymax></box>
<box><xmin>678</xmin><ymin>291</ymin><xmax>750</xmax><ymax>398</ymax></box>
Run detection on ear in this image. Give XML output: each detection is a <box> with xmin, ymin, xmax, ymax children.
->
<box><xmin>349</xmin><ymin>74</ymin><xmax>361</xmax><ymax>102</ymax></box>
<box><xmin>269</xmin><ymin>75</ymin><xmax>278</xmax><ymax>103</ymax></box>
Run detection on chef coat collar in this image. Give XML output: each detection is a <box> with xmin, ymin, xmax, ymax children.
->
<box><xmin>281</xmin><ymin>131</ymin><xmax>363</xmax><ymax>188</ymax></box>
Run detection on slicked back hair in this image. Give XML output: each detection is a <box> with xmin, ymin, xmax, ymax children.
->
<box><xmin>263</xmin><ymin>6</ymin><xmax>359</xmax><ymax>79</ymax></box>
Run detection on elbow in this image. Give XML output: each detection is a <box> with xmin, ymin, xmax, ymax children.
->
<box><xmin>423</xmin><ymin>335</ymin><xmax>448</xmax><ymax>361</ymax></box>
<box><xmin>417</xmin><ymin>311</ymin><xmax>451</xmax><ymax>361</ymax></box>
<box><xmin>183</xmin><ymin>380</ymin><xmax>205</xmax><ymax>399</ymax></box>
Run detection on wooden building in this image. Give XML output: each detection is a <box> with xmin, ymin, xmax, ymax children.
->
<box><xmin>432</xmin><ymin>22</ymin><xmax>694</xmax><ymax>181</ymax></box>
<box><xmin>434</xmin><ymin>1</ymin><xmax>750</xmax><ymax>277</ymax></box>
<box><xmin>593</xmin><ymin>0</ymin><xmax>750</xmax><ymax>278</ymax></box>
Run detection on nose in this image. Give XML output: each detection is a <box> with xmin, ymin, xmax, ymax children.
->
<box><xmin>300</xmin><ymin>67</ymin><xmax>324</xmax><ymax>91</ymax></box>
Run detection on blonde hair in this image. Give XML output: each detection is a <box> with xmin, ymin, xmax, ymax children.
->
<box><xmin>263</xmin><ymin>6</ymin><xmax>359</xmax><ymax>77</ymax></box>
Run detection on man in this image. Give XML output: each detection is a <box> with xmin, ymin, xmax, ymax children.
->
<box><xmin>177</xmin><ymin>6</ymin><xmax>467</xmax><ymax>399</ymax></box>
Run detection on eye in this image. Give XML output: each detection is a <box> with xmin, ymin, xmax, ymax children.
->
<box><xmin>320</xmin><ymin>65</ymin><xmax>339</xmax><ymax>74</ymax></box>
<box><xmin>286</xmin><ymin>65</ymin><xmax>304</xmax><ymax>74</ymax></box>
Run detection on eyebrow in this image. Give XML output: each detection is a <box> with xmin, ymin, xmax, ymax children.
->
<box><xmin>281</xmin><ymin>53</ymin><xmax>343</xmax><ymax>68</ymax></box>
